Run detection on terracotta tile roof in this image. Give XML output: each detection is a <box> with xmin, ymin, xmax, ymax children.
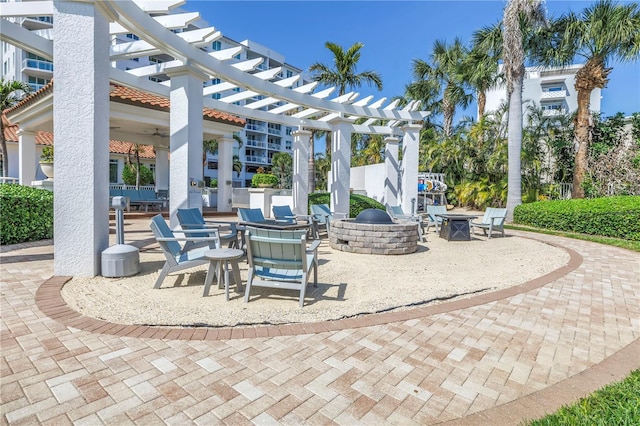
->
<box><xmin>3</xmin><ymin>79</ymin><xmax>245</xmax><ymax>127</ymax></box>
<box><xmin>2</xmin><ymin>114</ymin><xmax>156</xmax><ymax>159</ymax></box>
<box><xmin>109</xmin><ymin>84</ymin><xmax>245</xmax><ymax>126</ymax></box>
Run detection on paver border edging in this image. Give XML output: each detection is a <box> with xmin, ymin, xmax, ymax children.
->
<box><xmin>441</xmin><ymin>337</ymin><xmax>640</xmax><ymax>426</ymax></box>
<box><xmin>35</xmin><ymin>234</ymin><xmax>582</xmax><ymax>341</ymax></box>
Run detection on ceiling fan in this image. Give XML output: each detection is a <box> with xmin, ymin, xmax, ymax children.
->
<box><xmin>138</xmin><ymin>128</ymin><xmax>169</xmax><ymax>138</ymax></box>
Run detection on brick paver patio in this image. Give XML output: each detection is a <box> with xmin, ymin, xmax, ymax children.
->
<box><xmin>1</xmin><ymin>220</ymin><xmax>639</xmax><ymax>425</ymax></box>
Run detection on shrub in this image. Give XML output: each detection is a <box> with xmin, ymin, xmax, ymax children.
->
<box><xmin>251</xmin><ymin>173</ymin><xmax>278</xmax><ymax>188</ymax></box>
<box><xmin>513</xmin><ymin>196</ymin><xmax>640</xmax><ymax>241</ymax></box>
<box><xmin>0</xmin><ymin>184</ymin><xmax>54</xmax><ymax>245</ymax></box>
<box><xmin>209</xmin><ymin>179</ymin><xmax>218</xmax><ymax>188</ymax></box>
<box><xmin>40</xmin><ymin>146</ymin><xmax>53</xmax><ymax>162</ymax></box>
<box><xmin>308</xmin><ymin>192</ymin><xmax>385</xmax><ymax>218</ymax></box>
<box><xmin>122</xmin><ymin>164</ymin><xmax>154</xmax><ymax>186</ymax></box>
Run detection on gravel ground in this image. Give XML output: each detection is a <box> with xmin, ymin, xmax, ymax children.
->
<box><xmin>62</xmin><ymin>232</ymin><xmax>570</xmax><ymax>327</ymax></box>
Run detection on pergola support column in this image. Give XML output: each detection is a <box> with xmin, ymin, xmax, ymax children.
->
<box><xmin>154</xmin><ymin>147</ymin><xmax>169</xmax><ymax>192</ymax></box>
<box><xmin>383</xmin><ymin>136</ymin><xmax>400</xmax><ymax>208</ymax></box>
<box><xmin>400</xmin><ymin>123</ymin><xmax>421</xmax><ymax>215</ymax></box>
<box><xmin>17</xmin><ymin>129</ymin><xmax>37</xmax><ymax>185</ymax></box>
<box><xmin>168</xmin><ymin>67</ymin><xmax>206</xmax><ymax>228</ymax></box>
<box><xmin>292</xmin><ymin>129</ymin><xmax>311</xmax><ymax>215</ymax></box>
<box><xmin>53</xmin><ymin>0</ymin><xmax>110</xmax><ymax>276</ymax></box>
<box><xmin>216</xmin><ymin>134</ymin><xmax>234</xmax><ymax>212</ymax></box>
<box><xmin>328</xmin><ymin>117</ymin><xmax>352</xmax><ymax>218</ymax></box>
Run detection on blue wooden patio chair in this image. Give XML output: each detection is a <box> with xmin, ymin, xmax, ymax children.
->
<box><xmin>272</xmin><ymin>205</ymin><xmax>318</xmax><ymax>238</ymax></box>
<box><xmin>149</xmin><ymin>214</ymin><xmax>221</xmax><ymax>290</ymax></box>
<box><xmin>310</xmin><ymin>204</ymin><xmax>333</xmax><ymax>236</ymax></box>
<box><xmin>244</xmin><ymin>226</ymin><xmax>321</xmax><ymax>308</ymax></box>
<box><xmin>470</xmin><ymin>207</ymin><xmax>507</xmax><ymax>238</ymax></box>
<box><xmin>177</xmin><ymin>208</ymin><xmax>239</xmax><ymax>249</ymax></box>
<box><xmin>387</xmin><ymin>205</ymin><xmax>426</xmax><ymax>242</ymax></box>
<box><xmin>426</xmin><ymin>205</ymin><xmax>448</xmax><ymax>233</ymax></box>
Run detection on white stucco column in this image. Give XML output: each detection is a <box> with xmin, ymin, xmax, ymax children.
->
<box><xmin>216</xmin><ymin>134</ymin><xmax>234</xmax><ymax>212</ymax></box>
<box><xmin>400</xmin><ymin>123</ymin><xmax>421</xmax><ymax>215</ymax></box>
<box><xmin>53</xmin><ymin>0</ymin><xmax>109</xmax><ymax>276</ymax></box>
<box><xmin>154</xmin><ymin>147</ymin><xmax>169</xmax><ymax>191</ymax></box>
<box><xmin>17</xmin><ymin>129</ymin><xmax>37</xmax><ymax>185</ymax></box>
<box><xmin>328</xmin><ymin>117</ymin><xmax>352</xmax><ymax>218</ymax></box>
<box><xmin>384</xmin><ymin>136</ymin><xmax>400</xmax><ymax>208</ymax></box>
<box><xmin>292</xmin><ymin>129</ymin><xmax>311</xmax><ymax>215</ymax></box>
<box><xmin>168</xmin><ymin>67</ymin><xmax>206</xmax><ymax>228</ymax></box>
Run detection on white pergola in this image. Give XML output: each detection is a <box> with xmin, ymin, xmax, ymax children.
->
<box><xmin>1</xmin><ymin>0</ymin><xmax>429</xmax><ymax>277</ymax></box>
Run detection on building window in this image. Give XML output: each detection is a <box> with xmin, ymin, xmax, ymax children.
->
<box><xmin>285</xmin><ymin>127</ymin><xmax>293</xmax><ymax>136</ymax></box>
<box><xmin>212</xmin><ymin>93</ymin><xmax>221</xmax><ymax>100</ymax></box>
<box><xmin>286</xmin><ymin>70</ymin><xmax>293</xmax><ymax>78</ymax></box>
<box><xmin>125</xmin><ymin>33</ymin><xmax>139</xmax><ymax>40</ymax></box>
<box><xmin>212</xmin><ymin>41</ymin><xmax>221</xmax><ymax>51</ymax></box>
<box><xmin>109</xmin><ymin>159</ymin><xmax>118</xmax><ymax>183</ymax></box>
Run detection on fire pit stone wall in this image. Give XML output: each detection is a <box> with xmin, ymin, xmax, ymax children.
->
<box><xmin>329</xmin><ymin>219</ymin><xmax>419</xmax><ymax>255</ymax></box>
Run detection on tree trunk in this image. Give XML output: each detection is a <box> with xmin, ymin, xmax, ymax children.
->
<box><xmin>442</xmin><ymin>96</ymin><xmax>454</xmax><ymax>138</ymax></box>
<box><xmin>0</xmin><ymin>123</ymin><xmax>7</xmax><ymax>177</ymax></box>
<box><xmin>572</xmin><ymin>59</ymin><xmax>610</xmax><ymax>199</ymax></box>
<box><xmin>477</xmin><ymin>90</ymin><xmax>486</xmax><ymax>122</ymax></box>
<box><xmin>572</xmin><ymin>89</ymin><xmax>592</xmax><ymax>199</ymax></box>
<box><xmin>505</xmin><ymin>73</ymin><xmax>524</xmax><ymax>222</ymax></box>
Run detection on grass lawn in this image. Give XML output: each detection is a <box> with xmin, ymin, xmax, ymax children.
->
<box><xmin>526</xmin><ymin>369</ymin><xmax>640</xmax><ymax>425</ymax></box>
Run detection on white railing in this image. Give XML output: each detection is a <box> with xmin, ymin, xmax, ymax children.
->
<box><xmin>559</xmin><ymin>183</ymin><xmax>572</xmax><ymax>199</ymax></box>
<box><xmin>245</xmin><ymin>123</ymin><xmax>266</xmax><ymax>132</ymax></box>
<box><xmin>541</xmin><ymin>90</ymin><xmax>567</xmax><ymax>99</ymax></box>
<box><xmin>267</xmin><ymin>127</ymin><xmax>281</xmax><ymax>136</ymax></box>
<box><xmin>267</xmin><ymin>143</ymin><xmax>281</xmax><ymax>150</ymax></box>
<box><xmin>109</xmin><ymin>184</ymin><xmax>156</xmax><ymax>191</ymax></box>
<box><xmin>246</xmin><ymin>140</ymin><xmax>266</xmax><ymax>148</ymax></box>
<box><xmin>0</xmin><ymin>177</ymin><xmax>19</xmax><ymax>184</ymax></box>
<box><xmin>23</xmin><ymin>58</ymin><xmax>53</xmax><ymax>72</ymax></box>
<box><xmin>245</xmin><ymin>155</ymin><xmax>268</xmax><ymax>163</ymax></box>
<box><xmin>542</xmin><ymin>109</ymin><xmax>567</xmax><ymax>117</ymax></box>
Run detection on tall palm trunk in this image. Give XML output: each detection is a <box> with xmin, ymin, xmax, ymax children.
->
<box><xmin>442</xmin><ymin>94</ymin><xmax>454</xmax><ymax>137</ymax></box>
<box><xmin>477</xmin><ymin>89</ymin><xmax>487</xmax><ymax>121</ymax></box>
<box><xmin>572</xmin><ymin>58</ymin><xmax>610</xmax><ymax>198</ymax></box>
<box><xmin>0</xmin><ymin>125</ymin><xmax>7</xmax><ymax>177</ymax></box>
<box><xmin>506</xmin><ymin>71</ymin><xmax>524</xmax><ymax>219</ymax></box>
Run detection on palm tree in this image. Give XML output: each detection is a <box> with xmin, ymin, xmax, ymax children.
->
<box><xmin>271</xmin><ymin>151</ymin><xmax>293</xmax><ymax>189</ymax></box>
<box><xmin>502</xmin><ymin>0</ymin><xmax>546</xmax><ymax>220</ymax></box>
<box><xmin>469</xmin><ymin>23</ymin><xmax>503</xmax><ymax>122</ymax></box>
<box><xmin>307</xmin><ymin>41</ymin><xmax>383</xmax><ymax>190</ymax></box>
<box><xmin>431</xmin><ymin>38</ymin><xmax>473</xmax><ymax>137</ymax></box>
<box><xmin>0</xmin><ymin>79</ymin><xmax>33</xmax><ymax>177</ymax></box>
<box><xmin>549</xmin><ymin>0</ymin><xmax>640</xmax><ymax>198</ymax></box>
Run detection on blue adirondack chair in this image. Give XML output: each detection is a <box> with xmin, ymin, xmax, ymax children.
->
<box><xmin>471</xmin><ymin>207</ymin><xmax>507</xmax><ymax>238</ymax></box>
<box><xmin>244</xmin><ymin>226</ymin><xmax>321</xmax><ymax>308</ymax></box>
<box><xmin>149</xmin><ymin>214</ymin><xmax>220</xmax><ymax>291</ymax></box>
<box><xmin>177</xmin><ymin>208</ymin><xmax>239</xmax><ymax>249</ymax></box>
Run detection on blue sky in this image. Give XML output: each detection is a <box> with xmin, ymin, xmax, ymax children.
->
<box><xmin>185</xmin><ymin>0</ymin><xmax>640</xmax><ymax>121</ymax></box>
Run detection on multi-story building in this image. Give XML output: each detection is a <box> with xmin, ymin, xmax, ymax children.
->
<box><xmin>2</xmin><ymin>2</ymin><xmax>305</xmax><ymax>188</ymax></box>
<box><xmin>110</xmin><ymin>13</ymin><xmax>306</xmax><ymax>188</ymax></box>
<box><xmin>484</xmin><ymin>64</ymin><xmax>601</xmax><ymax>120</ymax></box>
<box><xmin>1</xmin><ymin>12</ymin><xmax>54</xmax><ymax>91</ymax></box>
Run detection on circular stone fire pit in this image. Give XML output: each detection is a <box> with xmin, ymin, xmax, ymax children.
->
<box><xmin>329</xmin><ymin>209</ymin><xmax>419</xmax><ymax>255</ymax></box>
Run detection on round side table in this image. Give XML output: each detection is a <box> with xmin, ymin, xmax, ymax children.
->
<box><xmin>203</xmin><ymin>248</ymin><xmax>244</xmax><ymax>300</ymax></box>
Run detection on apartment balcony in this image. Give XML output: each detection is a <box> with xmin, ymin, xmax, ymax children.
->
<box><xmin>543</xmin><ymin>109</ymin><xmax>567</xmax><ymax>116</ymax></box>
<box><xmin>246</xmin><ymin>140</ymin><xmax>267</xmax><ymax>149</ymax></box>
<box><xmin>245</xmin><ymin>123</ymin><xmax>266</xmax><ymax>133</ymax></box>
<box><xmin>245</xmin><ymin>155</ymin><xmax>269</xmax><ymax>164</ymax></box>
<box><xmin>267</xmin><ymin>128</ymin><xmax>282</xmax><ymax>136</ymax></box>
<box><xmin>267</xmin><ymin>143</ymin><xmax>281</xmax><ymax>150</ymax></box>
<box><xmin>541</xmin><ymin>90</ymin><xmax>567</xmax><ymax>99</ymax></box>
<box><xmin>22</xmin><ymin>58</ymin><xmax>53</xmax><ymax>77</ymax></box>
<box><xmin>22</xmin><ymin>16</ymin><xmax>53</xmax><ymax>31</ymax></box>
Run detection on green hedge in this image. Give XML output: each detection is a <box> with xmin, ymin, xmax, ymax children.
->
<box><xmin>0</xmin><ymin>184</ymin><xmax>54</xmax><ymax>245</ymax></box>
<box><xmin>513</xmin><ymin>196</ymin><xmax>640</xmax><ymax>241</ymax></box>
<box><xmin>308</xmin><ymin>192</ymin><xmax>385</xmax><ymax>218</ymax></box>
